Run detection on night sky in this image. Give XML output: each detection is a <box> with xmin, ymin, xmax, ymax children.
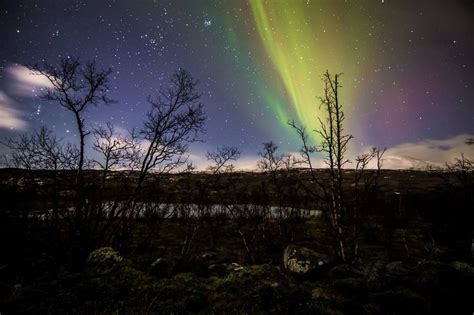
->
<box><xmin>1</xmin><ymin>0</ymin><xmax>473</xmax><ymax>169</ymax></box>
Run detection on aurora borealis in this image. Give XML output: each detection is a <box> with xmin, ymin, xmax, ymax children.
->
<box><xmin>249</xmin><ymin>0</ymin><xmax>373</xmax><ymax>144</ymax></box>
<box><xmin>0</xmin><ymin>0</ymin><xmax>473</xmax><ymax>169</ymax></box>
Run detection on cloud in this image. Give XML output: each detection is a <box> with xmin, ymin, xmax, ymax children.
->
<box><xmin>0</xmin><ymin>91</ymin><xmax>27</xmax><ymax>130</ymax></box>
<box><xmin>379</xmin><ymin>134</ymin><xmax>474</xmax><ymax>169</ymax></box>
<box><xmin>6</xmin><ymin>64</ymin><xmax>53</xmax><ymax>96</ymax></box>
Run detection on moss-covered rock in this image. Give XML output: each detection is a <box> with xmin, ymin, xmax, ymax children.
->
<box><xmin>86</xmin><ymin>247</ymin><xmax>126</xmax><ymax>275</ymax></box>
<box><xmin>283</xmin><ymin>245</ymin><xmax>331</xmax><ymax>278</ymax></box>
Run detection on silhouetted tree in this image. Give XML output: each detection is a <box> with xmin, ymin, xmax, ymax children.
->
<box><xmin>352</xmin><ymin>147</ymin><xmax>385</xmax><ymax>259</ymax></box>
<box><xmin>107</xmin><ymin>69</ymin><xmax>207</xmax><ymax>255</ymax></box>
<box><xmin>3</xmin><ymin>127</ymin><xmax>79</xmax><ymax>171</ymax></box>
<box><xmin>290</xmin><ymin>71</ymin><xmax>385</xmax><ymax>262</ymax></box>
<box><xmin>28</xmin><ymin>57</ymin><xmax>113</xmax><ymax>182</ymax></box>
<box><xmin>92</xmin><ymin>122</ymin><xmax>141</xmax><ymax>189</ymax></box>
<box><xmin>257</xmin><ymin>141</ymin><xmax>299</xmax><ymax>244</ymax></box>
<box><xmin>206</xmin><ymin>145</ymin><xmax>241</xmax><ymax>175</ymax></box>
<box><xmin>201</xmin><ymin>146</ymin><xmax>241</xmax><ymax>249</ymax></box>
<box><xmin>290</xmin><ymin>71</ymin><xmax>351</xmax><ymax>261</ymax></box>
<box><xmin>135</xmin><ymin>68</ymin><xmax>206</xmax><ymax>193</ymax></box>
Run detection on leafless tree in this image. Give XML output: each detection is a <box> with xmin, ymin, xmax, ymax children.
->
<box><xmin>106</xmin><ymin>69</ymin><xmax>207</xmax><ymax>255</ymax></box>
<box><xmin>257</xmin><ymin>141</ymin><xmax>290</xmax><ymax>173</ymax></box>
<box><xmin>206</xmin><ymin>146</ymin><xmax>241</xmax><ymax>175</ymax></box>
<box><xmin>290</xmin><ymin>71</ymin><xmax>389</xmax><ymax>262</ymax></box>
<box><xmin>92</xmin><ymin>122</ymin><xmax>141</xmax><ymax>189</ymax></box>
<box><xmin>28</xmin><ymin>57</ymin><xmax>113</xmax><ymax>182</ymax></box>
<box><xmin>2</xmin><ymin>127</ymin><xmax>79</xmax><ymax>171</ymax></box>
<box><xmin>352</xmin><ymin>147</ymin><xmax>385</xmax><ymax>259</ymax></box>
<box><xmin>225</xmin><ymin>203</ymin><xmax>268</xmax><ymax>265</ymax></box>
<box><xmin>2</xmin><ymin>127</ymin><xmax>80</xmax><ymax>256</ymax></box>
<box><xmin>257</xmin><ymin>141</ymin><xmax>300</xmax><ymax>244</ymax></box>
<box><xmin>289</xmin><ymin>71</ymin><xmax>351</xmax><ymax>261</ymax></box>
<box><xmin>198</xmin><ymin>146</ymin><xmax>242</xmax><ymax>249</ymax></box>
<box><xmin>135</xmin><ymin>68</ymin><xmax>206</xmax><ymax>193</ymax></box>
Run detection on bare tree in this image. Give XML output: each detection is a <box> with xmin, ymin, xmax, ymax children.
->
<box><xmin>104</xmin><ymin>69</ymin><xmax>206</xmax><ymax>255</ymax></box>
<box><xmin>2</xmin><ymin>127</ymin><xmax>79</xmax><ymax>171</ymax></box>
<box><xmin>352</xmin><ymin>147</ymin><xmax>385</xmax><ymax>259</ymax></box>
<box><xmin>92</xmin><ymin>122</ymin><xmax>141</xmax><ymax>189</ymax></box>
<box><xmin>135</xmin><ymin>68</ymin><xmax>206</xmax><ymax>193</ymax></box>
<box><xmin>2</xmin><ymin>127</ymin><xmax>80</xmax><ymax>257</ymax></box>
<box><xmin>257</xmin><ymin>141</ymin><xmax>299</xmax><ymax>244</ymax></box>
<box><xmin>290</xmin><ymin>71</ymin><xmax>370</xmax><ymax>262</ymax></box>
<box><xmin>257</xmin><ymin>142</ymin><xmax>290</xmax><ymax>173</ymax></box>
<box><xmin>28</xmin><ymin>57</ymin><xmax>113</xmax><ymax>182</ymax></box>
<box><xmin>198</xmin><ymin>146</ymin><xmax>242</xmax><ymax>249</ymax></box>
<box><xmin>316</xmin><ymin>71</ymin><xmax>352</xmax><ymax>237</ymax></box>
<box><xmin>206</xmin><ymin>146</ymin><xmax>241</xmax><ymax>175</ymax></box>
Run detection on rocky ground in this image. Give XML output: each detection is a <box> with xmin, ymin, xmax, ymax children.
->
<box><xmin>2</xmin><ymin>246</ymin><xmax>472</xmax><ymax>314</ymax></box>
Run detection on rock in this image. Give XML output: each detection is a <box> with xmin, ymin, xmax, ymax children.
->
<box><xmin>330</xmin><ymin>264</ymin><xmax>363</xmax><ymax>280</ymax></box>
<box><xmin>150</xmin><ymin>256</ymin><xmax>178</xmax><ymax>279</ymax></box>
<box><xmin>227</xmin><ymin>262</ymin><xmax>245</xmax><ymax>273</ymax></box>
<box><xmin>86</xmin><ymin>247</ymin><xmax>125</xmax><ymax>274</ymax></box>
<box><xmin>449</xmin><ymin>261</ymin><xmax>474</xmax><ymax>274</ymax></box>
<box><xmin>283</xmin><ymin>245</ymin><xmax>331</xmax><ymax>278</ymax></box>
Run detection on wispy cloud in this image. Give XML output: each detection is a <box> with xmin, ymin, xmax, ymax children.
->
<box><xmin>0</xmin><ymin>91</ymin><xmax>27</xmax><ymax>130</ymax></box>
<box><xmin>6</xmin><ymin>64</ymin><xmax>52</xmax><ymax>96</ymax></box>
<box><xmin>379</xmin><ymin>134</ymin><xmax>474</xmax><ymax>169</ymax></box>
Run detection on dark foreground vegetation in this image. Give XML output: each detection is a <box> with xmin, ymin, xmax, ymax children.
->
<box><xmin>0</xmin><ymin>59</ymin><xmax>472</xmax><ymax>313</ymax></box>
<box><xmin>0</xmin><ymin>168</ymin><xmax>473</xmax><ymax>314</ymax></box>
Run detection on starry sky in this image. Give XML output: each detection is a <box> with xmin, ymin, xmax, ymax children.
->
<box><xmin>0</xmin><ymin>0</ymin><xmax>473</xmax><ymax>169</ymax></box>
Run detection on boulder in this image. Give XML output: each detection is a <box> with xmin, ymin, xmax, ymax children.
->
<box><xmin>227</xmin><ymin>262</ymin><xmax>245</xmax><ymax>273</ymax></box>
<box><xmin>86</xmin><ymin>247</ymin><xmax>126</xmax><ymax>274</ymax></box>
<box><xmin>449</xmin><ymin>261</ymin><xmax>474</xmax><ymax>274</ymax></box>
<box><xmin>283</xmin><ymin>245</ymin><xmax>331</xmax><ymax>278</ymax></box>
